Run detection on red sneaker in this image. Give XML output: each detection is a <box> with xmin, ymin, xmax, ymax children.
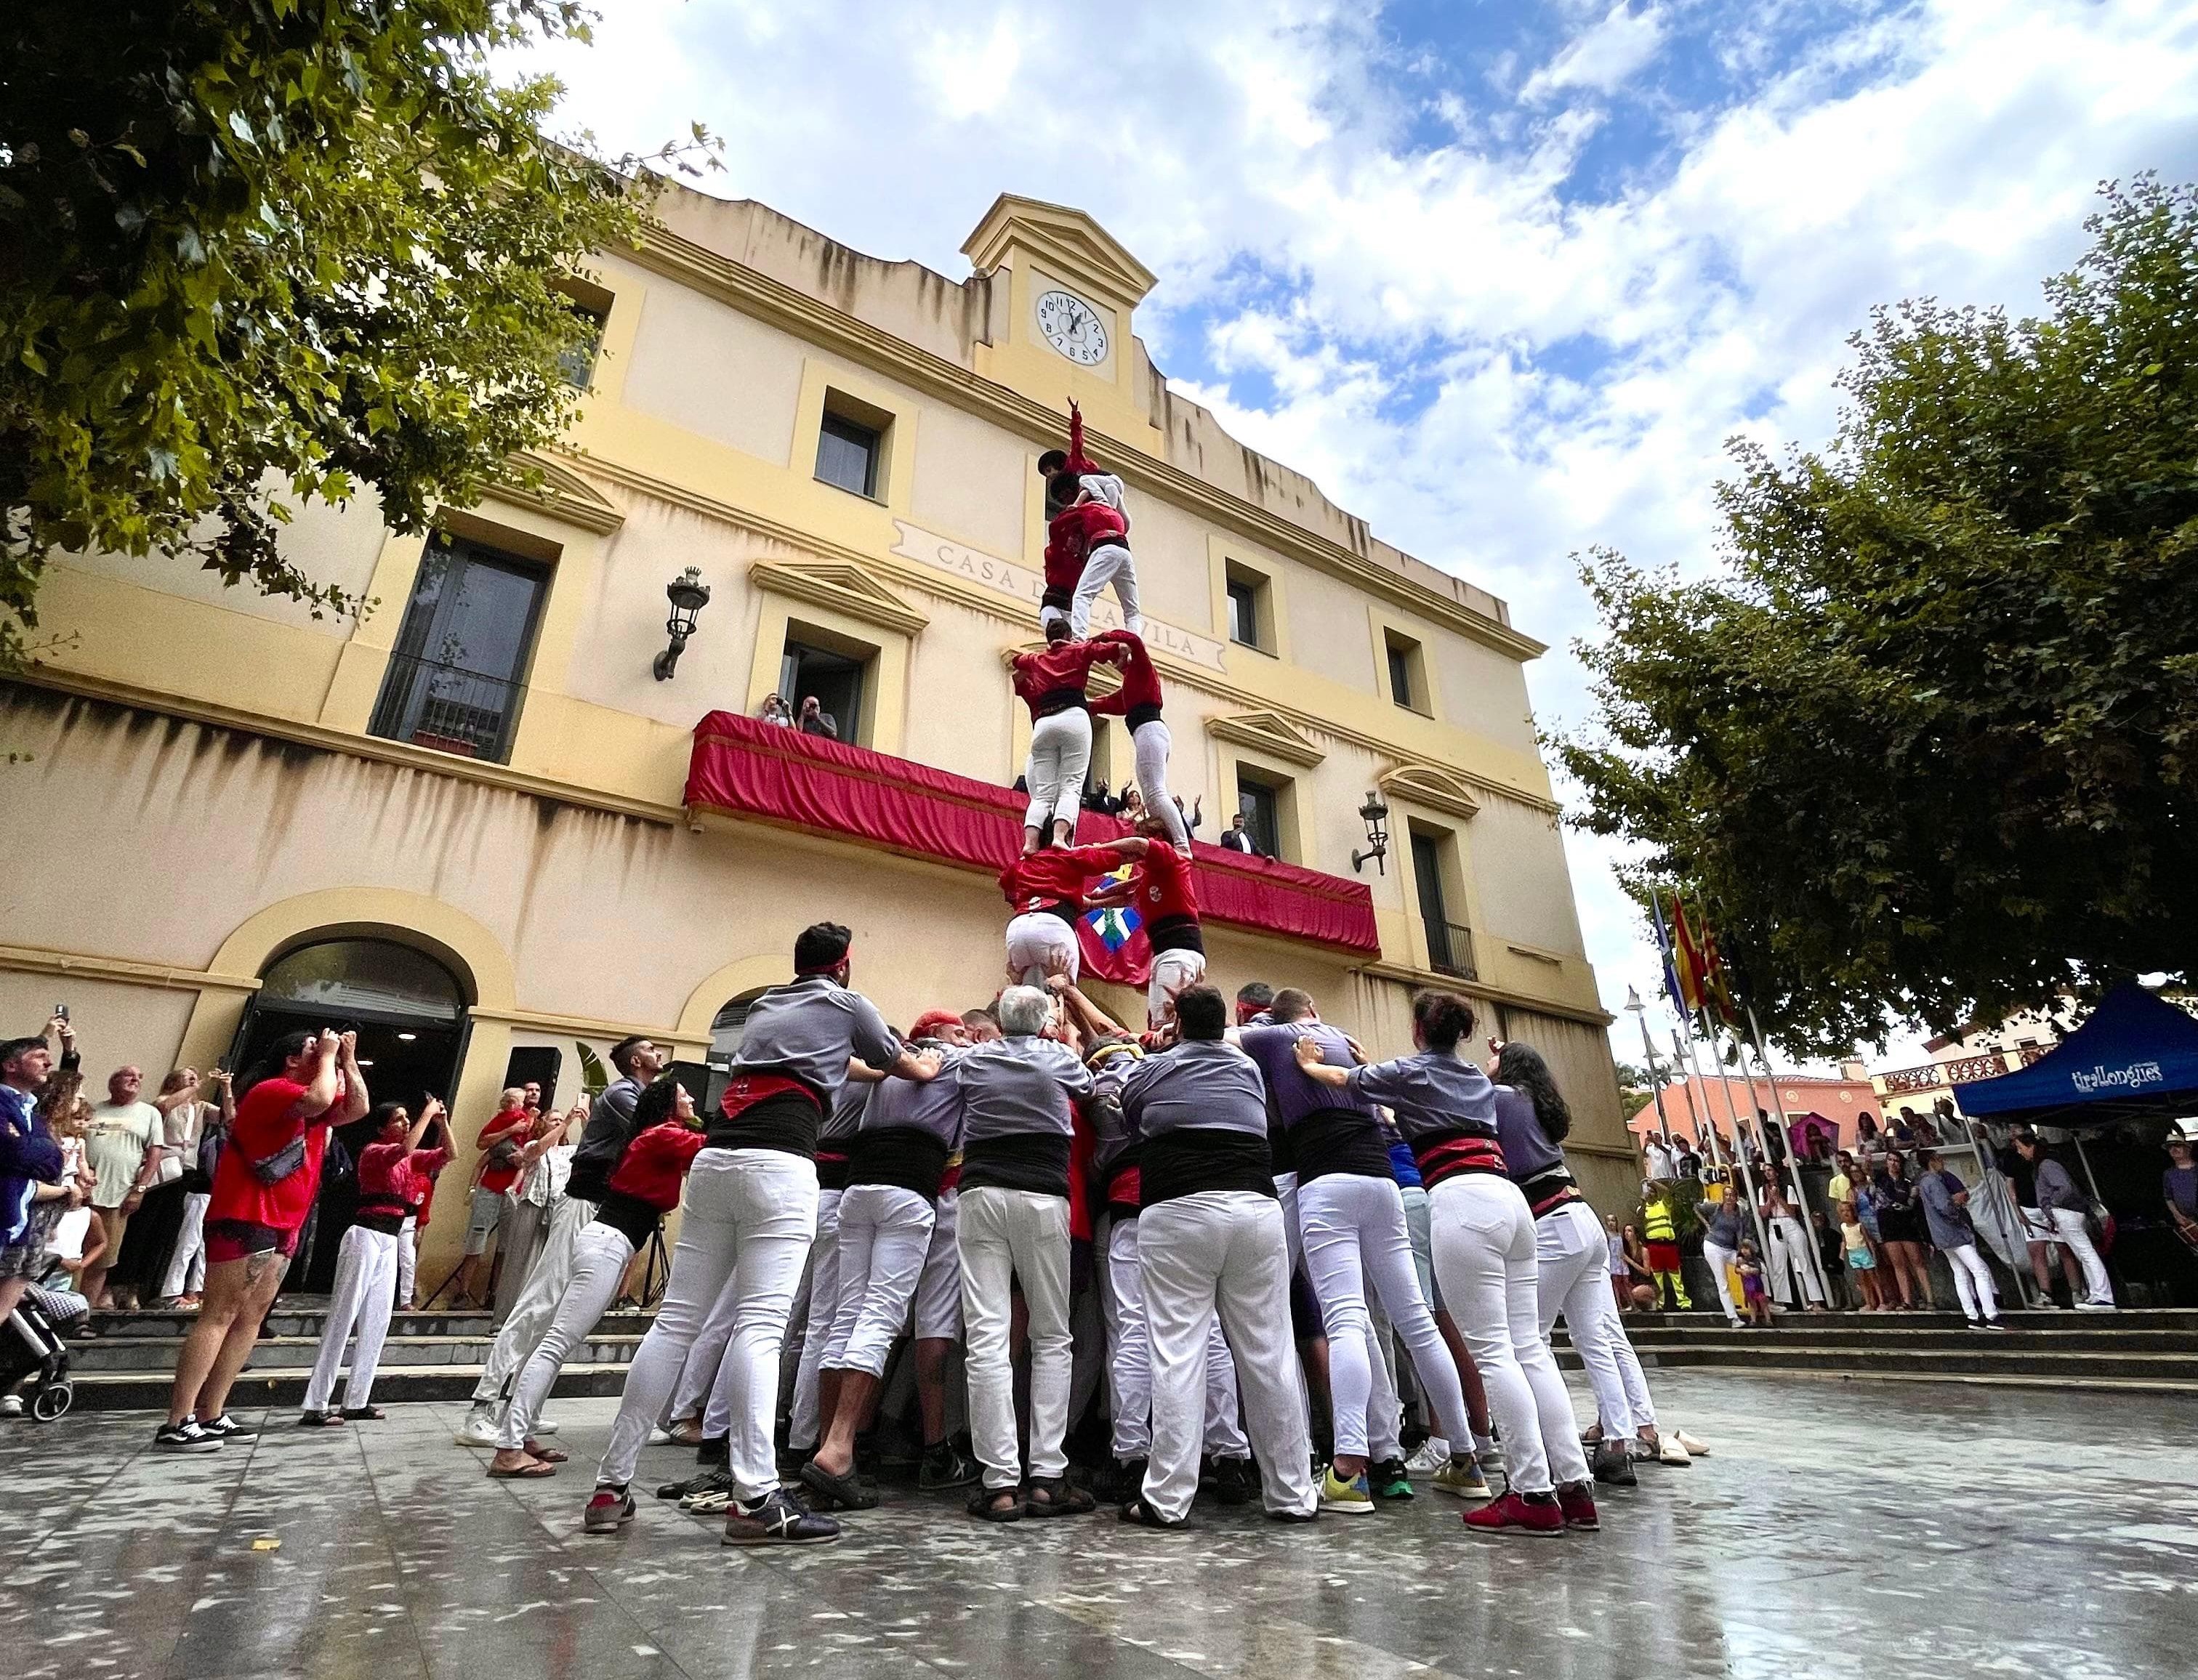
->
<box><xmin>1557</xmin><ymin>1485</ymin><xmax>1599</xmax><ymax>1530</ymax></box>
<box><xmin>1462</xmin><ymin>1491</ymin><xmax>1565</xmax><ymax>1537</ymax></box>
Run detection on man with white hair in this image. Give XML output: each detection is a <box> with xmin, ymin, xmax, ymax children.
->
<box><xmin>955</xmin><ymin>985</ymin><xmax>1095</xmax><ymax>1520</ymax></box>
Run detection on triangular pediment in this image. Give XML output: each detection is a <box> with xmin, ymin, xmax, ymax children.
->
<box><xmin>749</xmin><ymin>558</ymin><xmax>930</xmax><ymax>636</ymax></box>
<box><xmin>961</xmin><ymin>194</ymin><xmax>1157</xmax><ymax>307</ymax></box>
<box><xmin>495</xmin><ymin>451</ymin><xmax>625</xmax><ymax>534</ymax></box>
<box><xmin>1378</xmin><ymin>762</ymin><xmax>1482</xmax><ymax>820</ymax></box>
<box><xmin>1207</xmin><ymin>709</ymin><xmax>1325</xmax><ymax>769</ymax></box>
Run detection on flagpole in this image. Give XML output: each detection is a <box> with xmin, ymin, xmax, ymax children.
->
<box><xmin>1731</xmin><ymin>1009</ymin><xmax>1837</xmax><ymax>1309</ymax></box>
<box><xmin>1692</xmin><ymin>1004</ymin><xmax>1774</xmax><ymax>1261</ymax></box>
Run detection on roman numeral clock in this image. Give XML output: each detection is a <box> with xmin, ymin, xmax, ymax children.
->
<box><xmin>1035</xmin><ymin>288</ymin><xmax>1109</xmax><ymax>366</ymax></box>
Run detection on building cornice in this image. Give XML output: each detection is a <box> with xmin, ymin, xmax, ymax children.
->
<box><xmin>1356</xmin><ymin>957</ymin><xmax>1614</xmax><ymax>1030</ymax></box>
<box><xmin>572</xmin><ymin>453</ymin><xmax>1564</xmax><ymax>817</ymax></box>
<box><xmin>4</xmin><ymin>669</ymin><xmax>687</xmax><ymax>828</ymax></box>
<box><xmin>625</xmin><ymin>225</ymin><xmax>1547</xmax><ymax>664</ymax></box>
<box><xmin>0</xmin><ymin>942</ymin><xmax>262</xmax><ymax>996</ymax></box>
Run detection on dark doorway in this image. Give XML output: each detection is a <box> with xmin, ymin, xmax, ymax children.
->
<box><xmin>228</xmin><ymin>938</ymin><xmax>470</xmax><ymax>1294</ymax></box>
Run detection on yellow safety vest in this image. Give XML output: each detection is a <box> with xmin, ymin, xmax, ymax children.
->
<box><xmin>1643</xmin><ymin>1200</ymin><xmax>1676</xmax><ymax>1243</ymax></box>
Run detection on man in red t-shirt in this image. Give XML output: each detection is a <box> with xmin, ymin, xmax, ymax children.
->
<box><xmin>997</xmin><ymin>836</ymin><xmax>1144</xmax><ymax>990</ymax></box>
<box><xmin>1010</xmin><ymin>622</ymin><xmax>1123</xmax><ymax>852</ymax></box>
<box><xmin>453</xmin><ymin>1088</ymin><xmax>532</xmax><ymax>1307</ymax></box>
<box><xmin>1087</xmin><ymin>629</ymin><xmax>1192</xmax><ymax>856</ymax></box>
<box><xmin>1115</xmin><ymin>817</ymin><xmax>1208</xmax><ymax>1028</ymax></box>
<box><xmin>157</xmin><ymin>1027</ymin><xmax>367</xmax><ymax>1453</ymax></box>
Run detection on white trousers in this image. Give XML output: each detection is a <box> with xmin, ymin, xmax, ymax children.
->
<box><xmin>2049</xmin><ymin>1208</ymin><xmax>2112</xmax><ymax>1305</ymax></box>
<box><xmin>913</xmin><ymin>1187</ymin><xmax>962</xmax><ymax>1339</ymax></box>
<box><xmin>470</xmin><ymin>1193</ymin><xmax>597</xmax><ymax>1409</ymax></box>
<box><xmin>1610</xmin><ymin>1320</ymin><xmax>1656</xmax><ymax>1432</ymax></box>
<box><xmin>1146</xmin><ymin>948</ymin><xmax>1207</xmax><ymax>1030</ymax></box>
<box><xmin>1023</xmin><ymin>708</ymin><xmax>1092</xmax><ymax>833</ymax></box>
<box><xmin>1130</xmin><ymin>719</ymin><xmax>1190</xmax><ymax>852</ymax></box>
<box><xmin>303</xmin><ymin>1224</ymin><xmax>399</xmax><ymax>1413</ymax></box>
<box><xmin>160</xmin><ymin>1190</ymin><xmax>210</xmax><ymax>1299</ymax></box>
<box><xmin>1701</xmin><ymin>1238</ymin><xmax>1742</xmax><ymax>1326</ymax></box>
<box><xmin>502</xmin><ymin>1221</ymin><xmax>634</xmax><ymax>1449</ymax></box>
<box><xmin>1429</xmin><ymin>1173</ymin><xmax>1590</xmax><ymax>1495</ymax></box>
<box><xmin>1536</xmin><ymin>1202</ymin><xmax>1640</xmax><ymax>1438</ymax></box>
<box><xmin>1005</xmin><ymin>912</ymin><xmax>1079</xmax><ymax>989</ymax></box>
<box><xmin>959</xmin><ymin>1185</ymin><xmax>1071</xmax><ymax>1490</ymax></box>
<box><xmin>599</xmin><ymin>1150</ymin><xmax>816</xmax><ymax>1498</ymax></box>
<box><xmin>1070</xmin><ymin>541</ymin><xmax>1141</xmax><ymax>638</ymax></box>
<box><xmin>396</xmin><ymin>1215</ymin><xmax>417</xmax><ymax>1306</ymax></box>
<box><xmin>1297</xmin><ymin>1171</ymin><xmax>1468</xmax><ymax>1459</ymax></box>
<box><xmin>781</xmin><ymin>1185</ymin><xmax>842</xmax><ymax>1448</ymax></box>
<box><xmin>826</xmin><ymin>1184</ymin><xmax>935</xmax><ymax>1378</ymax></box>
<box><xmin>1138</xmin><ymin>1192</ymin><xmax>1316</xmax><ymax>1523</ymax></box>
<box><xmin>1102</xmin><ymin>1215</ymin><xmax>1247</xmax><ymax>1459</ymax></box>
<box><xmin>1766</xmin><ymin>1215</ymin><xmax>1824</xmax><ymax>1306</ymax></box>
<box><xmin>1944</xmin><ymin>1241</ymin><xmax>2000</xmax><ymax>1322</ymax></box>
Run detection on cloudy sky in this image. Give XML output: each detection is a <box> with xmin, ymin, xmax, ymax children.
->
<box><xmin>517</xmin><ymin>0</ymin><xmax>2198</xmax><ymax>1072</ymax></box>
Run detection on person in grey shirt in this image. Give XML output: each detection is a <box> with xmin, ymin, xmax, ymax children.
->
<box><xmin>1918</xmin><ymin>1151</ymin><xmax>2003</xmax><ymax>1328</ymax></box>
<box><xmin>955</xmin><ymin>985</ymin><xmax>1095</xmax><ymax>1519</ymax></box>
<box><xmin>2016</xmin><ymin>1131</ymin><xmax>2114</xmax><ymax>1309</ymax></box>
<box><xmin>1103</xmin><ymin>986</ymin><xmax>1316</xmax><ymax>1527</ymax></box>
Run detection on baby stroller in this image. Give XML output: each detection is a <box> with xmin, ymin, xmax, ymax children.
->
<box><xmin>1</xmin><ymin>1287</ymin><xmax>76</xmax><ymax>1421</ymax></box>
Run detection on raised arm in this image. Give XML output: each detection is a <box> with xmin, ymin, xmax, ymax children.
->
<box><xmin>1054</xmin><ymin>980</ymin><xmax>1125</xmax><ymax>1045</ymax></box>
<box><xmin>1065</xmin><ymin>400</ymin><xmax>1095</xmax><ymax>476</ymax></box>
<box><xmin>407</xmin><ymin>1097</ymin><xmax>446</xmax><ymax>1153</ymax></box>
<box><xmin>333</xmin><ymin>1031</ymin><xmax>370</xmax><ymax>1123</ymax></box>
<box><xmin>153</xmin><ymin>1071</ymin><xmax>202</xmax><ymax>1117</ymax></box>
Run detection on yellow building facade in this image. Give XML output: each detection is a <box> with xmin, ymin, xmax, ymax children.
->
<box><xmin>0</xmin><ymin>190</ymin><xmax>1628</xmax><ymax>1272</ymax></box>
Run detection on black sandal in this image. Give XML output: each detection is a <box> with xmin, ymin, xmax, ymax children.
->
<box><xmin>1024</xmin><ymin>1476</ymin><xmax>1094</xmax><ymax>1517</ymax></box>
<box><xmin>800</xmin><ymin>1458</ymin><xmax>879</xmax><ymax>1511</ymax></box>
<box><xmin>339</xmin><ymin>1406</ymin><xmax>386</xmax><ymax>1421</ymax></box>
<box><xmin>1119</xmin><ymin>1496</ymin><xmax>1188</xmax><ymax>1530</ymax></box>
<box><xmin>297</xmin><ymin>1410</ymin><xmax>345</xmax><ymax>1428</ymax></box>
<box><xmin>967</xmin><ymin>1487</ymin><xmax>1023</xmax><ymax>1522</ymax></box>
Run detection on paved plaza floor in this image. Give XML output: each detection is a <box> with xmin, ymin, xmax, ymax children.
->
<box><xmin>5</xmin><ymin>1370</ymin><xmax>2194</xmax><ymax>1680</ymax></box>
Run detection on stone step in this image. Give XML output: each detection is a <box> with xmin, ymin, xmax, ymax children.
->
<box><xmin>1595</xmin><ymin>1344</ymin><xmax>2198</xmax><ymax>1382</ymax></box>
<box><xmin>1624</xmin><ymin>1306</ymin><xmax>2198</xmax><ymax>1330</ymax></box>
<box><xmin>66</xmin><ymin>1333</ymin><xmax>645</xmax><ymax>1373</ymax></box>
<box><xmin>1558</xmin><ymin>1325</ymin><xmax>2198</xmax><ymax>1354</ymax></box>
<box><xmin>54</xmin><ymin>1360</ymin><xmax>637</xmax><ymax>1414</ymax></box>
<box><xmin>84</xmin><ymin>1309</ymin><xmax>658</xmax><ymax>1341</ymax></box>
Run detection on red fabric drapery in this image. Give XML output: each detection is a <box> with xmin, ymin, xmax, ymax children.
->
<box><xmin>685</xmin><ymin>711</ymin><xmax>1379</xmax><ymax>955</ymax></box>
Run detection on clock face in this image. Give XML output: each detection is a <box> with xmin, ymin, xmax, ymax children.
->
<box><xmin>1035</xmin><ymin>288</ymin><xmax>1109</xmax><ymax>366</ymax></box>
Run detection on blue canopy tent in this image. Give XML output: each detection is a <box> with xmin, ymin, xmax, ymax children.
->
<box><xmin>1953</xmin><ymin>984</ymin><xmax>2198</xmax><ymax>1128</ymax></box>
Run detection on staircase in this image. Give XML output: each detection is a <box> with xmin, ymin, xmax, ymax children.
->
<box><xmin>57</xmin><ymin>1306</ymin><xmax>650</xmax><ymax>1413</ymax></box>
<box><xmin>1555</xmin><ymin>1308</ymin><xmax>2198</xmax><ymax>1392</ymax></box>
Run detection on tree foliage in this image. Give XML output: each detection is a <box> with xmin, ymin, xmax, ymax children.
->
<box><xmin>1559</xmin><ymin>177</ymin><xmax>2198</xmax><ymax>1054</ymax></box>
<box><xmin>0</xmin><ymin>1</ymin><xmax>713</xmax><ymax>663</ymax></box>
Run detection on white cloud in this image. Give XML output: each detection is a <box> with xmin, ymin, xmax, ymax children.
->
<box><xmin>1520</xmin><ymin>4</ymin><xmax>1670</xmax><ymax>102</ymax></box>
<box><xmin>510</xmin><ymin>0</ymin><xmax>2198</xmax><ymax>1067</ymax></box>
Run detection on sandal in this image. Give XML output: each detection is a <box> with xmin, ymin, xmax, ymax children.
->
<box><xmin>967</xmin><ymin>1487</ymin><xmax>1024</xmax><ymax>1523</ymax></box>
<box><xmin>487</xmin><ymin>1457</ymin><xmax>559</xmax><ymax>1479</ymax></box>
<box><xmin>800</xmin><ymin>1458</ymin><xmax>879</xmax><ymax>1511</ymax></box>
<box><xmin>523</xmin><ymin>1439</ymin><xmax>568</xmax><ymax>1464</ymax></box>
<box><xmin>1024</xmin><ymin>1476</ymin><xmax>1094</xmax><ymax>1518</ymax></box>
<box><xmin>339</xmin><ymin>1406</ymin><xmax>386</xmax><ymax>1422</ymax></box>
<box><xmin>297</xmin><ymin>1410</ymin><xmax>345</xmax><ymax>1428</ymax></box>
<box><xmin>1119</xmin><ymin>1496</ymin><xmax>1188</xmax><ymax>1530</ymax></box>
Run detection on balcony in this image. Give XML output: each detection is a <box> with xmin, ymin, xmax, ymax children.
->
<box><xmin>367</xmin><ymin>654</ymin><xmax>528</xmax><ymax>764</ymax></box>
<box><xmin>1427</xmin><ymin>920</ymin><xmax>1477</xmax><ymax>981</ymax></box>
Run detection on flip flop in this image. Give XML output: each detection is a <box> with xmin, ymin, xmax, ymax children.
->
<box><xmin>487</xmin><ymin>1458</ymin><xmax>559</xmax><ymax>1479</ymax></box>
<box><xmin>523</xmin><ymin>1439</ymin><xmax>568</xmax><ymax>1464</ymax></box>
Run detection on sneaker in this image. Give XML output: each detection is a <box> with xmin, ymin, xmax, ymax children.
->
<box><xmin>1965</xmin><ymin>1318</ymin><xmax>1987</xmax><ymax>1332</ymax></box>
<box><xmin>531</xmin><ymin>1417</ymin><xmax>558</xmax><ymax>1437</ymax></box>
<box><xmin>1983</xmin><ymin>1318</ymin><xmax>2008</xmax><ymax>1332</ymax></box>
<box><xmin>659</xmin><ymin>1467</ymin><xmax>725</xmax><ymax>1502</ymax></box>
<box><xmin>1114</xmin><ymin>1455</ymin><xmax>1149</xmax><ymax>1502</ymax></box>
<box><xmin>1209</xmin><ymin>1455</ymin><xmax>1255</xmax><ymax>1506</ymax></box>
<box><xmin>1318</xmin><ymin>1466</ymin><xmax>1374</xmax><ymax>1515</ymax></box>
<box><xmin>647</xmin><ymin>1426</ymin><xmax>673</xmax><ymax>1445</ymax></box>
<box><xmin>1431</xmin><ymin>1457</ymin><xmax>1494</xmax><ymax>1502</ymax></box>
<box><xmin>919</xmin><ymin>1439</ymin><xmax>981</xmax><ymax>1491</ymax></box>
<box><xmin>453</xmin><ymin>1407</ymin><xmax>499</xmax><ymax>1448</ymax></box>
<box><xmin>0</xmin><ymin>1394</ymin><xmax>21</xmax><ymax>1418</ymax></box>
<box><xmin>154</xmin><ymin>1419</ymin><xmax>222</xmax><ymax>1453</ymax></box>
<box><xmin>1403</xmin><ymin>1438</ymin><xmax>1450</xmax><ymax>1475</ymax></box>
<box><xmin>198</xmin><ymin>1412</ymin><xmax>257</xmax><ymax>1442</ymax></box>
<box><xmin>583</xmin><ymin>1487</ymin><xmax>635</xmax><ymax>1533</ymax></box>
<box><xmin>1462</xmin><ymin>1490</ymin><xmax>1565</xmax><ymax>1537</ymax></box>
<box><xmin>1368</xmin><ymin>1457</ymin><xmax>1414</xmax><ymax>1500</ymax></box>
<box><xmin>1591</xmin><ymin>1439</ymin><xmax>1638</xmax><ymax>1487</ymax></box>
<box><xmin>667</xmin><ymin>1418</ymin><xmax>705</xmax><ymax>1447</ymax></box>
<box><xmin>1473</xmin><ymin>1437</ymin><xmax>1505</xmax><ymax>1474</ymax></box>
<box><xmin>1557</xmin><ymin>1484</ymin><xmax>1600</xmax><ymax>1531</ymax></box>
<box><xmin>678</xmin><ymin>1469</ymin><xmax>737</xmax><ymax>1511</ymax></box>
<box><xmin>2074</xmin><ymin>1299</ymin><xmax>2117</xmax><ymax>1312</ymax></box>
<box><xmin>723</xmin><ymin>1487</ymin><xmax>840</xmax><ymax>1546</ymax></box>
<box><xmin>2032</xmin><ymin>1299</ymin><xmax>2068</xmax><ymax>1310</ymax></box>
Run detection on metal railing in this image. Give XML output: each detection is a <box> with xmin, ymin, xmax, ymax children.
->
<box><xmin>1427</xmin><ymin>920</ymin><xmax>1477</xmax><ymax>981</ymax></box>
<box><xmin>367</xmin><ymin>653</ymin><xmax>527</xmax><ymax>764</ymax></box>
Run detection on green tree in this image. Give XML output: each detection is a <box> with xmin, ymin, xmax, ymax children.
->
<box><xmin>1612</xmin><ymin>1059</ymin><xmax>1654</xmax><ymax>1118</ymax></box>
<box><xmin>0</xmin><ymin>1</ymin><xmax>712</xmax><ymax>664</ymax></box>
<box><xmin>1560</xmin><ymin>177</ymin><xmax>2198</xmax><ymax>1054</ymax></box>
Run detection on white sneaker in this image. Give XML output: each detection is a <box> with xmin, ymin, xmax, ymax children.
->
<box><xmin>531</xmin><ymin>1417</ymin><xmax>558</xmax><ymax>1436</ymax></box>
<box><xmin>2074</xmin><ymin>1299</ymin><xmax>2117</xmax><ymax>1312</ymax></box>
<box><xmin>454</xmin><ymin>1408</ymin><xmax>499</xmax><ymax>1447</ymax></box>
<box><xmin>648</xmin><ymin>1426</ymin><xmax>673</xmax><ymax>1445</ymax></box>
<box><xmin>1404</xmin><ymin>1439</ymin><xmax>1450</xmax><ymax>1475</ymax></box>
<box><xmin>0</xmin><ymin>1394</ymin><xmax>22</xmax><ymax>1418</ymax></box>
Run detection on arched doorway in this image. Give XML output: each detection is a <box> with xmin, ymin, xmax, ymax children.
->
<box><xmin>687</xmin><ymin>987</ymin><xmax>771</xmax><ymax>1115</ymax></box>
<box><xmin>231</xmin><ymin>937</ymin><xmax>471</xmax><ymax>1291</ymax></box>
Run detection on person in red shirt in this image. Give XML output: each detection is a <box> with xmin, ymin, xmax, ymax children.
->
<box><xmin>452</xmin><ymin>1087</ymin><xmax>532</xmax><ymax>1307</ymax></box>
<box><xmin>1036</xmin><ymin>401</ymin><xmax>1140</xmax><ymax>638</ymax></box>
<box><xmin>491</xmin><ymin>1078</ymin><xmax>708</xmax><ymax>1480</ymax></box>
<box><xmin>1102</xmin><ymin>820</ymin><xmax>1209</xmax><ymax>1028</ymax></box>
<box><xmin>1086</xmin><ymin>629</ymin><xmax>1190</xmax><ymax>856</ymax></box>
<box><xmin>1010</xmin><ymin>623</ymin><xmax>1123</xmax><ymax>852</ymax></box>
<box><xmin>157</xmin><ymin>1027</ymin><xmax>366</xmax><ymax>1453</ymax></box>
<box><xmin>997</xmin><ymin>836</ymin><xmax>1144</xmax><ymax>990</ymax></box>
<box><xmin>298</xmin><ymin>1097</ymin><xmax>450</xmax><ymax>1426</ymax></box>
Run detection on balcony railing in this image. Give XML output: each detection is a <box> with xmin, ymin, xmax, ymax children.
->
<box><xmin>1427</xmin><ymin>920</ymin><xmax>1477</xmax><ymax>981</ymax></box>
<box><xmin>1878</xmin><ymin>1051</ymin><xmax>2018</xmax><ymax>1093</ymax></box>
<box><xmin>367</xmin><ymin>653</ymin><xmax>527</xmax><ymax>764</ymax></box>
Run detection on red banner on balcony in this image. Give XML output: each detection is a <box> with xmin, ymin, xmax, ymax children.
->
<box><xmin>685</xmin><ymin>711</ymin><xmax>1379</xmax><ymax>955</ymax></box>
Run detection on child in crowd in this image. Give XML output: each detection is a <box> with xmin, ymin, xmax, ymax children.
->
<box><xmin>1737</xmin><ymin>1239</ymin><xmax>1773</xmax><ymax>1326</ymax></box>
<box><xmin>1842</xmin><ymin>1212</ymin><xmax>1885</xmax><ymax>1310</ymax></box>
